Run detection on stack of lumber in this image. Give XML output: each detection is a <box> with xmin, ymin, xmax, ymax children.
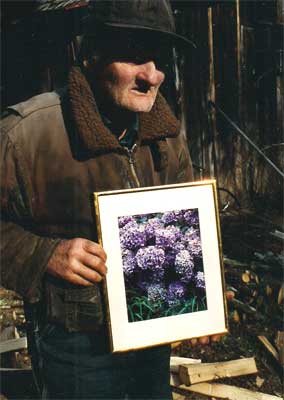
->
<box><xmin>224</xmin><ymin>252</ymin><xmax>284</xmax><ymax>368</ymax></box>
<box><xmin>170</xmin><ymin>356</ymin><xmax>282</xmax><ymax>400</ymax></box>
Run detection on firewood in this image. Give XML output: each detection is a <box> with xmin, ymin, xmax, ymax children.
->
<box><xmin>170</xmin><ymin>356</ymin><xmax>201</xmax><ymax>373</ymax></box>
<box><xmin>232</xmin><ymin>310</ymin><xmax>240</xmax><ymax>323</ymax></box>
<box><xmin>230</xmin><ymin>298</ymin><xmax>260</xmax><ymax>315</ymax></box>
<box><xmin>275</xmin><ymin>331</ymin><xmax>284</xmax><ymax>365</ymax></box>
<box><xmin>277</xmin><ymin>284</ymin><xmax>284</xmax><ymax>305</ymax></box>
<box><xmin>0</xmin><ymin>337</ymin><xmax>27</xmax><ymax>354</ymax></box>
<box><xmin>274</xmin><ymin>331</ymin><xmax>284</xmax><ymax>352</ymax></box>
<box><xmin>223</xmin><ymin>257</ymin><xmax>248</xmax><ymax>268</ymax></box>
<box><xmin>179</xmin><ymin>357</ymin><xmax>257</xmax><ymax>385</ymax></box>
<box><xmin>270</xmin><ymin>229</ymin><xmax>284</xmax><ymax>240</ymax></box>
<box><xmin>241</xmin><ymin>272</ymin><xmax>250</xmax><ymax>283</ymax></box>
<box><xmin>172</xmin><ymin>393</ymin><xmax>186</xmax><ymax>400</ymax></box>
<box><xmin>257</xmin><ymin>336</ymin><xmax>279</xmax><ymax>362</ymax></box>
<box><xmin>172</xmin><ymin>380</ymin><xmax>281</xmax><ymax>400</ymax></box>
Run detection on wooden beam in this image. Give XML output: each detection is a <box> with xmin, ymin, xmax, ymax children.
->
<box><xmin>179</xmin><ymin>357</ymin><xmax>257</xmax><ymax>385</ymax></box>
<box><xmin>170</xmin><ymin>356</ymin><xmax>201</xmax><ymax>373</ymax></box>
<box><xmin>172</xmin><ymin>393</ymin><xmax>186</xmax><ymax>400</ymax></box>
<box><xmin>0</xmin><ymin>337</ymin><xmax>27</xmax><ymax>354</ymax></box>
<box><xmin>174</xmin><ymin>381</ymin><xmax>281</xmax><ymax>400</ymax></box>
<box><xmin>257</xmin><ymin>336</ymin><xmax>279</xmax><ymax>362</ymax></box>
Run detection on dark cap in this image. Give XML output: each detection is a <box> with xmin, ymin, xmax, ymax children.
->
<box><xmin>84</xmin><ymin>0</ymin><xmax>195</xmax><ymax>49</ymax></box>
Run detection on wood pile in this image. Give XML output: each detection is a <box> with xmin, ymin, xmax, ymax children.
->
<box><xmin>170</xmin><ymin>356</ymin><xmax>282</xmax><ymax>400</ymax></box>
<box><xmin>224</xmin><ymin>252</ymin><xmax>284</xmax><ymax>369</ymax></box>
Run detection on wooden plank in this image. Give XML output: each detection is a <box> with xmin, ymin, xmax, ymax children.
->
<box><xmin>257</xmin><ymin>336</ymin><xmax>279</xmax><ymax>362</ymax></box>
<box><xmin>170</xmin><ymin>356</ymin><xmax>201</xmax><ymax>374</ymax></box>
<box><xmin>176</xmin><ymin>382</ymin><xmax>281</xmax><ymax>400</ymax></box>
<box><xmin>179</xmin><ymin>357</ymin><xmax>257</xmax><ymax>385</ymax></box>
<box><xmin>172</xmin><ymin>393</ymin><xmax>186</xmax><ymax>400</ymax></box>
<box><xmin>0</xmin><ymin>337</ymin><xmax>27</xmax><ymax>354</ymax></box>
<box><xmin>171</xmin><ymin>373</ymin><xmax>280</xmax><ymax>400</ymax></box>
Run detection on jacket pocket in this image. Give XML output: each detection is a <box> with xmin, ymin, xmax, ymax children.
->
<box><xmin>45</xmin><ymin>281</ymin><xmax>104</xmax><ymax>332</ymax></box>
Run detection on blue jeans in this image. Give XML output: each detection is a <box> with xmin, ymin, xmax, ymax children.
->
<box><xmin>33</xmin><ymin>323</ymin><xmax>172</xmax><ymax>400</ymax></box>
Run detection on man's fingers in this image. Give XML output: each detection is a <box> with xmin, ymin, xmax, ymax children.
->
<box><xmin>198</xmin><ymin>336</ymin><xmax>209</xmax><ymax>345</ymax></box>
<box><xmin>81</xmin><ymin>253</ymin><xmax>107</xmax><ymax>276</ymax></box>
<box><xmin>75</xmin><ymin>263</ymin><xmax>104</xmax><ymax>283</ymax></box>
<box><xmin>83</xmin><ymin>240</ymin><xmax>107</xmax><ymax>262</ymax></box>
<box><xmin>67</xmin><ymin>273</ymin><xmax>94</xmax><ymax>287</ymax></box>
<box><xmin>211</xmin><ymin>334</ymin><xmax>222</xmax><ymax>342</ymax></box>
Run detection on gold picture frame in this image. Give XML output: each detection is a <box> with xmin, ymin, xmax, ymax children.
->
<box><xmin>94</xmin><ymin>179</ymin><xmax>228</xmax><ymax>352</ymax></box>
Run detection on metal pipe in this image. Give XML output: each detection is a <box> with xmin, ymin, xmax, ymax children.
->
<box><xmin>208</xmin><ymin>100</ymin><xmax>284</xmax><ymax>179</ymax></box>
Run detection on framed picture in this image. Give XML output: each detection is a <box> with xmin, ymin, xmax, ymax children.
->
<box><xmin>94</xmin><ymin>179</ymin><xmax>228</xmax><ymax>352</ymax></box>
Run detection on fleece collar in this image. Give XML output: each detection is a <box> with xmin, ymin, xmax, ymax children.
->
<box><xmin>67</xmin><ymin>66</ymin><xmax>180</xmax><ymax>155</ymax></box>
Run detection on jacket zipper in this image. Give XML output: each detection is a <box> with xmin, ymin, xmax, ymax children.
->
<box><xmin>125</xmin><ymin>144</ymin><xmax>140</xmax><ymax>188</ymax></box>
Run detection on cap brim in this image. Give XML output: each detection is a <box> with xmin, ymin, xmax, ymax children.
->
<box><xmin>83</xmin><ymin>18</ymin><xmax>196</xmax><ymax>49</ymax></box>
<box><xmin>106</xmin><ymin>22</ymin><xmax>196</xmax><ymax>49</ymax></box>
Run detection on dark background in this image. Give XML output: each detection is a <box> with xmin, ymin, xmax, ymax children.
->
<box><xmin>1</xmin><ymin>0</ymin><xmax>283</xmax><ymax>211</ymax></box>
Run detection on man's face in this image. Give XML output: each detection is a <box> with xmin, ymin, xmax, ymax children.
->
<box><xmin>96</xmin><ymin>60</ymin><xmax>165</xmax><ymax>113</ymax></box>
<box><xmin>90</xmin><ymin>38</ymin><xmax>168</xmax><ymax>113</ymax></box>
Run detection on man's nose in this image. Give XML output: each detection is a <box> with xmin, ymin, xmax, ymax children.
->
<box><xmin>136</xmin><ymin>61</ymin><xmax>165</xmax><ymax>86</ymax></box>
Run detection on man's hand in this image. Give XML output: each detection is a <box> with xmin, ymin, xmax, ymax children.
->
<box><xmin>46</xmin><ymin>238</ymin><xmax>107</xmax><ymax>286</ymax></box>
<box><xmin>189</xmin><ymin>290</ymin><xmax>235</xmax><ymax>346</ymax></box>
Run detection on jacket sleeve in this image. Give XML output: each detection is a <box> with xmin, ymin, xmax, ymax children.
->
<box><xmin>0</xmin><ymin>122</ymin><xmax>61</xmax><ymax>302</ymax></box>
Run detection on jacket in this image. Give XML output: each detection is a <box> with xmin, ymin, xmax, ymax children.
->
<box><xmin>0</xmin><ymin>67</ymin><xmax>193</xmax><ymax>330</ymax></box>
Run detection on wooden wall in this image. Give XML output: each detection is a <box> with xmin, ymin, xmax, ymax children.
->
<box><xmin>2</xmin><ymin>1</ymin><xmax>283</xmax><ymax>211</ymax></box>
<box><xmin>172</xmin><ymin>0</ymin><xmax>283</xmax><ymax>210</ymax></box>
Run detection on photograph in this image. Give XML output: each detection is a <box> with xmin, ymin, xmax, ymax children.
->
<box><xmin>94</xmin><ymin>180</ymin><xmax>228</xmax><ymax>352</ymax></box>
<box><xmin>118</xmin><ymin>208</ymin><xmax>207</xmax><ymax>323</ymax></box>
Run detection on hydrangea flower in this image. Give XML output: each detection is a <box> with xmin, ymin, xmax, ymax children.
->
<box><xmin>136</xmin><ymin>246</ymin><xmax>165</xmax><ymax>270</ymax></box>
<box><xmin>155</xmin><ymin>226</ymin><xmax>181</xmax><ymax>248</ymax></box>
<box><xmin>164</xmin><ymin>250</ymin><xmax>176</xmax><ymax>268</ymax></box>
<box><xmin>195</xmin><ymin>271</ymin><xmax>206</xmax><ymax>289</ymax></box>
<box><xmin>151</xmin><ymin>266</ymin><xmax>165</xmax><ymax>283</ymax></box>
<box><xmin>161</xmin><ymin>210</ymin><xmax>183</xmax><ymax>225</ymax></box>
<box><xmin>163</xmin><ymin>242</ymin><xmax>185</xmax><ymax>268</ymax></box>
<box><xmin>175</xmin><ymin>249</ymin><xmax>194</xmax><ymax>282</ymax></box>
<box><xmin>120</xmin><ymin>222</ymin><xmax>146</xmax><ymax>250</ymax></box>
<box><xmin>122</xmin><ymin>249</ymin><xmax>137</xmax><ymax>276</ymax></box>
<box><xmin>173</xmin><ymin>241</ymin><xmax>186</xmax><ymax>253</ymax></box>
<box><xmin>167</xmin><ymin>282</ymin><xmax>187</xmax><ymax>305</ymax></box>
<box><xmin>146</xmin><ymin>283</ymin><xmax>167</xmax><ymax>304</ymax></box>
<box><xmin>118</xmin><ymin>215</ymin><xmax>135</xmax><ymax>228</ymax></box>
<box><xmin>182</xmin><ymin>228</ymin><xmax>202</xmax><ymax>257</ymax></box>
<box><xmin>183</xmin><ymin>210</ymin><xmax>199</xmax><ymax>226</ymax></box>
<box><xmin>145</xmin><ymin>218</ymin><xmax>164</xmax><ymax>240</ymax></box>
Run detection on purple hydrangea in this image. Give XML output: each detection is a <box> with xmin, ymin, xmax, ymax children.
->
<box><xmin>118</xmin><ymin>215</ymin><xmax>135</xmax><ymax>228</ymax></box>
<box><xmin>151</xmin><ymin>266</ymin><xmax>165</xmax><ymax>283</ymax></box>
<box><xmin>155</xmin><ymin>226</ymin><xmax>181</xmax><ymax>248</ymax></box>
<box><xmin>183</xmin><ymin>210</ymin><xmax>199</xmax><ymax>226</ymax></box>
<box><xmin>172</xmin><ymin>241</ymin><xmax>186</xmax><ymax>253</ymax></box>
<box><xmin>195</xmin><ymin>271</ymin><xmax>206</xmax><ymax>289</ymax></box>
<box><xmin>136</xmin><ymin>246</ymin><xmax>165</xmax><ymax>270</ymax></box>
<box><xmin>161</xmin><ymin>210</ymin><xmax>183</xmax><ymax>225</ymax></box>
<box><xmin>167</xmin><ymin>282</ymin><xmax>187</xmax><ymax>305</ymax></box>
<box><xmin>122</xmin><ymin>249</ymin><xmax>137</xmax><ymax>276</ymax></box>
<box><xmin>182</xmin><ymin>228</ymin><xmax>202</xmax><ymax>257</ymax></box>
<box><xmin>164</xmin><ymin>250</ymin><xmax>176</xmax><ymax>268</ymax></box>
<box><xmin>175</xmin><ymin>249</ymin><xmax>194</xmax><ymax>282</ymax></box>
<box><xmin>120</xmin><ymin>221</ymin><xmax>146</xmax><ymax>250</ymax></box>
<box><xmin>145</xmin><ymin>218</ymin><xmax>164</xmax><ymax>240</ymax></box>
<box><xmin>146</xmin><ymin>283</ymin><xmax>167</xmax><ymax>304</ymax></box>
